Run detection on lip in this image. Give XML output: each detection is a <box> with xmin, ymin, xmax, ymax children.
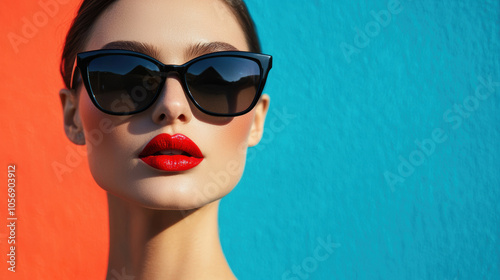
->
<box><xmin>139</xmin><ymin>133</ymin><xmax>204</xmax><ymax>172</ymax></box>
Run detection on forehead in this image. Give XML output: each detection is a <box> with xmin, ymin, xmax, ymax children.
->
<box><xmin>84</xmin><ymin>0</ymin><xmax>249</xmax><ymax>62</ymax></box>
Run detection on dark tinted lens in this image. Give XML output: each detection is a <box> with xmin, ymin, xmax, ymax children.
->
<box><xmin>186</xmin><ymin>56</ymin><xmax>261</xmax><ymax>115</ymax></box>
<box><xmin>87</xmin><ymin>55</ymin><xmax>162</xmax><ymax>113</ymax></box>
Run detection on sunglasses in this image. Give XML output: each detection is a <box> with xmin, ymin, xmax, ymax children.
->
<box><xmin>70</xmin><ymin>49</ymin><xmax>272</xmax><ymax>116</ymax></box>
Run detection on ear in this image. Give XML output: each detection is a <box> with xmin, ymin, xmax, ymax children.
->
<box><xmin>59</xmin><ymin>88</ymin><xmax>85</xmax><ymax>145</ymax></box>
<box><xmin>248</xmin><ymin>94</ymin><xmax>270</xmax><ymax>147</ymax></box>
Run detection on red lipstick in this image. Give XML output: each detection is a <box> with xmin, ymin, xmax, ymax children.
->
<box><xmin>139</xmin><ymin>134</ymin><xmax>203</xmax><ymax>172</ymax></box>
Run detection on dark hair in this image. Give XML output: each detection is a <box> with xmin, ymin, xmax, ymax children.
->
<box><xmin>60</xmin><ymin>0</ymin><xmax>262</xmax><ymax>89</ymax></box>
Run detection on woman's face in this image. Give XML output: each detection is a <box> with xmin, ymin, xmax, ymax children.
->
<box><xmin>65</xmin><ymin>0</ymin><xmax>269</xmax><ymax>210</ymax></box>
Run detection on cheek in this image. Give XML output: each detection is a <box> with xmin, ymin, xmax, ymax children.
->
<box><xmin>213</xmin><ymin>112</ymin><xmax>254</xmax><ymax>162</ymax></box>
<box><xmin>220</xmin><ymin>116</ymin><xmax>254</xmax><ymax>155</ymax></box>
<box><xmin>197</xmin><ymin>113</ymin><xmax>255</xmax><ymax>195</ymax></box>
<box><xmin>79</xmin><ymin>90</ymin><xmax>108</xmax><ymax>152</ymax></box>
<box><xmin>78</xmin><ymin>91</ymin><xmax>133</xmax><ymax>191</ymax></box>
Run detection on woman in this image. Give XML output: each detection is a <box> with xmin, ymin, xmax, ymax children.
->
<box><xmin>58</xmin><ymin>0</ymin><xmax>272</xmax><ymax>278</ymax></box>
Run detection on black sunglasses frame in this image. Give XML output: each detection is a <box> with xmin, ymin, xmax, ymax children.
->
<box><xmin>70</xmin><ymin>49</ymin><xmax>272</xmax><ymax>117</ymax></box>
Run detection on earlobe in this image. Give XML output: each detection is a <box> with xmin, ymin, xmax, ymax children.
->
<box><xmin>59</xmin><ymin>88</ymin><xmax>85</xmax><ymax>145</ymax></box>
<box><xmin>248</xmin><ymin>94</ymin><xmax>270</xmax><ymax>147</ymax></box>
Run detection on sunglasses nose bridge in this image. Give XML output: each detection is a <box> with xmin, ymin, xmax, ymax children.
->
<box><xmin>159</xmin><ymin>64</ymin><xmax>186</xmax><ymax>77</ymax></box>
<box><xmin>157</xmin><ymin>64</ymin><xmax>189</xmax><ymax>93</ymax></box>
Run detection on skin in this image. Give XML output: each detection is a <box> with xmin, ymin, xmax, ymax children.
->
<box><xmin>59</xmin><ymin>0</ymin><xmax>270</xmax><ymax>279</ymax></box>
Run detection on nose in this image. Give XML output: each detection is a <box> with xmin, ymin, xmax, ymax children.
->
<box><xmin>150</xmin><ymin>74</ymin><xmax>192</xmax><ymax>125</ymax></box>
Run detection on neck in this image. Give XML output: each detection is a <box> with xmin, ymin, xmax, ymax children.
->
<box><xmin>105</xmin><ymin>194</ymin><xmax>235</xmax><ymax>280</ymax></box>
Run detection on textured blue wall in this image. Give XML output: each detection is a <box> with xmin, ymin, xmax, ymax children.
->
<box><xmin>219</xmin><ymin>1</ymin><xmax>500</xmax><ymax>279</ymax></box>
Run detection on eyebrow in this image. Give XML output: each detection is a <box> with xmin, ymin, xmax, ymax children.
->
<box><xmin>101</xmin><ymin>41</ymin><xmax>161</xmax><ymax>59</ymax></box>
<box><xmin>100</xmin><ymin>40</ymin><xmax>239</xmax><ymax>61</ymax></box>
<box><xmin>185</xmin><ymin>41</ymin><xmax>239</xmax><ymax>58</ymax></box>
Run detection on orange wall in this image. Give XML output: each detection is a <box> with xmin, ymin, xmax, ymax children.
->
<box><xmin>0</xmin><ymin>1</ymin><xmax>109</xmax><ymax>279</ymax></box>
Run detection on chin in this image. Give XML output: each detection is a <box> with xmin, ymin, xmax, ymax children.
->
<box><xmin>97</xmin><ymin>175</ymin><xmax>238</xmax><ymax>211</ymax></box>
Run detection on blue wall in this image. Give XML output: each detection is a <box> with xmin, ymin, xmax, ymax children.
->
<box><xmin>219</xmin><ymin>0</ymin><xmax>500</xmax><ymax>279</ymax></box>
